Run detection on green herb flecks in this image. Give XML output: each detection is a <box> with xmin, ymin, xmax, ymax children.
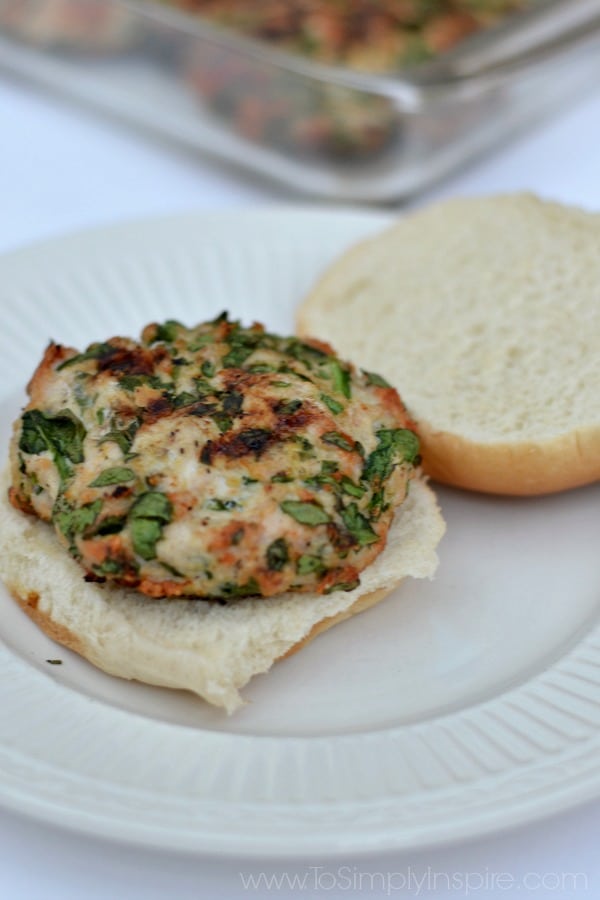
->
<box><xmin>219</xmin><ymin>578</ymin><xmax>260</xmax><ymax>598</ymax></box>
<box><xmin>93</xmin><ymin>558</ymin><xmax>126</xmax><ymax>575</ymax></box>
<box><xmin>56</xmin><ymin>342</ymin><xmax>113</xmax><ymax>371</ymax></box>
<box><xmin>277</xmin><ymin>364</ymin><xmax>313</xmax><ymax>384</ymax></box>
<box><xmin>201</xmin><ymin>360</ymin><xmax>215</xmax><ymax>378</ymax></box>
<box><xmin>280</xmin><ymin>500</ymin><xmax>331</xmax><ymax>526</ymax></box>
<box><xmin>247</xmin><ymin>363</ymin><xmax>276</xmax><ymax>374</ymax></box>
<box><xmin>276</xmin><ymin>399</ymin><xmax>302</xmax><ymax>416</ymax></box>
<box><xmin>324</xmin><ymin>579</ymin><xmax>360</xmax><ymax>594</ymax></box>
<box><xmin>222</xmin><ymin>344</ymin><xmax>254</xmax><ymax>368</ymax></box>
<box><xmin>296</xmin><ymin>554</ymin><xmax>325</xmax><ymax>576</ymax></box>
<box><xmin>130</xmin><ymin>491</ymin><xmax>172</xmax><ymax>522</ymax></box>
<box><xmin>291</xmin><ymin>435</ymin><xmax>315</xmax><ymax>461</ymax></box>
<box><xmin>191</xmin><ymin>378</ymin><xmax>214</xmax><ymax>398</ymax></box>
<box><xmin>130</xmin><ymin>519</ymin><xmax>165</xmax><ymax>561</ymax></box>
<box><xmin>320</xmin><ymin>393</ymin><xmax>344</xmax><ymax>415</ymax></box>
<box><xmin>285</xmin><ymin>338</ymin><xmax>329</xmax><ymax>370</ymax></box>
<box><xmin>187</xmin><ymin>333</ymin><xmax>215</xmax><ymax>352</ymax></box>
<box><xmin>99</xmin><ymin>419</ymin><xmax>140</xmax><ymax>457</ymax></box>
<box><xmin>266</xmin><ymin>538</ymin><xmax>289</xmax><ymax>572</ymax></box>
<box><xmin>53</xmin><ymin>497</ymin><xmax>103</xmax><ymax>554</ymax></box>
<box><xmin>212</xmin><ymin>389</ymin><xmax>244</xmax><ymax>433</ymax></box>
<box><xmin>213</xmin><ymin>414</ymin><xmax>233</xmax><ymax>434</ymax></box>
<box><xmin>368</xmin><ymin>488</ymin><xmax>388</xmax><ymax>520</ymax></box>
<box><xmin>221</xmin><ymin>325</ymin><xmax>265</xmax><ymax>369</ymax></box>
<box><xmin>321</xmin><ymin>431</ymin><xmax>355</xmax><ymax>453</ymax></box>
<box><xmin>73</xmin><ymin>378</ymin><xmax>96</xmax><ymax>412</ymax></box>
<box><xmin>173</xmin><ymin>391</ymin><xmax>200</xmax><ymax>409</ymax></box>
<box><xmin>160</xmin><ymin>561</ymin><xmax>185</xmax><ymax>578</ymax></box>
<box><xmin>363</xmin><ymin>428</ymin><xmax>420</xmax><ymax>486</ymax></box>
<box><xmin>363</xmin><ymin>370</ymin><xmax>392</xmax><ymax>388</ymax></box>
<box><xmin>89</xmin><ymin>466</ymin><xmax>136</xmax><ymax>488</ymax></box>
<box><xmin>117</xmin><ymin>374</ymin><xmax>169</xmax><ymax>393</ymax></box>
<box><xmin>340</xmin><ymin>503</ymin><xmax>379</xmax><ymax>546</ymax></box>
<box><xmin>94</xmin><ymin>515</ymin><xmax>127</xmax><ymax>536</ymax></box>
<box><xmin>20</xmin><ymin>408</ymin><xmax>86</xmax><ymax>482</ymax></box>
<box><xmin>328</xmin><ymin>359</ymin><xmax>351</xmax><ymax>398</ymax></box>
<box><xmin>129</xmin><ymin>491</ymin><xmax>172</xmax><ymax>560</ymax></box>
<box><xmin>303</xmin><ymin>472</ymin><xmax>338</xmax><ymax>491</ymax></box>
<box><xmin>145</xmin><ymin>320</ymin><xmax>183</xmax><ymax>344</ymax></box>
<box><xmin>340</xmin><ymin>477</ymin><xmax>365</xmax><ymax>499</ymax></box>
<box><xmin>205</xmin><ymin>498</ymin><xmax>239</xmax><ymax>511</ymax></box>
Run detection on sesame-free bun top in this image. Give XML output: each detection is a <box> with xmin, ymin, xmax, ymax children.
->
<box><xmin>297</xmin><ymin>194</ymin><xmax>600</xmax><ymax>495</ymax></box>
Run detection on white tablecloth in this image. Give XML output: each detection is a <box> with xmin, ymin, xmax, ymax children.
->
<box><xmin>0</xmin><ymin>70</ymin><xmax>599</xmax><ymax>899</ymax></box>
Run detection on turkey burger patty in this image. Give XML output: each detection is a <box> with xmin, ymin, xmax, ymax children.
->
<box><xmin>9</xmin><ymin>313</ymin><xmax>420</xmax><ymax>599</ymax></box>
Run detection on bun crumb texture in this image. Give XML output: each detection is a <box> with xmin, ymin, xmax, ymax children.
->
<box><xmin>0</xmin><ymin>469</ymin><xmax>444</xmax><ymax>712</ymax></box>
<box><xmin>297</xmin><ymin>193</ymin><xmax>600</xmax><ymax>495</ymax></box>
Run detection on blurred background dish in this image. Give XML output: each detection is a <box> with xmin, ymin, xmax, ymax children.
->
<box><xmin>0</xmin><ymin>0</ymin><xmax>138</xmax><ymax>51</ymax></box>
<box><xmin>1</xmin><ymin>0</ymin><xmax>600</xmax><ymax>200</ymax></box>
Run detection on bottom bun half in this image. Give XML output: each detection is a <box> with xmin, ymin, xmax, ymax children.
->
<box><xmin>0</xmin><ymin>471</ymin><xmax>444</xmax><ymax>713</ymax></box>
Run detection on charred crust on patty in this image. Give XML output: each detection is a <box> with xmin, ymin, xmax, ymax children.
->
<box><xmin>10</xmin><ymin>314</ymin><xmax>419</xmax><ymax>601</ymax></box>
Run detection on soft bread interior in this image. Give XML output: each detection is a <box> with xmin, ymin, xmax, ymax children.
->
<box><xmin>0</xmin><ymin>470</ymin><xmax>444</xmax><ymax>713</ymax></box>
<box><xmin>297</xmin><ymin>194</ymin><xmax>600</xmax><ymax>495</ymax></box>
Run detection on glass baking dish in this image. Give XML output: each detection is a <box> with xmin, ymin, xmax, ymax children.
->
<box><xmin>1</xmin><ymin>0</ymin><xmax>600</xmax><ymax>201</ymax></box>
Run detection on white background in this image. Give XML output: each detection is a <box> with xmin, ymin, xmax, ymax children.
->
<box><xmin>1</xmin><ymin>63</ymin><xmax>600</xmax><ymax>899</ymax></box>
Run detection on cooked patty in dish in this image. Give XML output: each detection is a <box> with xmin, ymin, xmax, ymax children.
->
<box><xmin>9</xmin><ymin>314</ymin><xmax>420</xmax><ymax>599</ymax></box>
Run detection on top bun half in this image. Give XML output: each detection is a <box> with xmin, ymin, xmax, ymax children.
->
<box><xmin>297</xmin><ymin>194</ymin><xmax>600</xmax><ymax>495</ymax></box>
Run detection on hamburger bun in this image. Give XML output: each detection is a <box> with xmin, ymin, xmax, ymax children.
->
<box><xmin>0</xmin><ymin>468</ymin><xmax>444</xmax><ymax>713</ymax></box>
<box><xmin>297</xmin><ymin>193</ymin><xmax>600</xmax><ymax>495</ymax></box>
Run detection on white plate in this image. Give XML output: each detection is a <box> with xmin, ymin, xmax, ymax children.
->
<box><xmin>0</xmin><ymin>209</ymin><xmax>598</xmax><ymax>858</ymax></box>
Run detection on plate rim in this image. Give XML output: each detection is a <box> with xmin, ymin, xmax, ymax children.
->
<box><xmin>0</xmin><ymin>208</ymin><xmax>598</xmax><ymax>858</ymax></box>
